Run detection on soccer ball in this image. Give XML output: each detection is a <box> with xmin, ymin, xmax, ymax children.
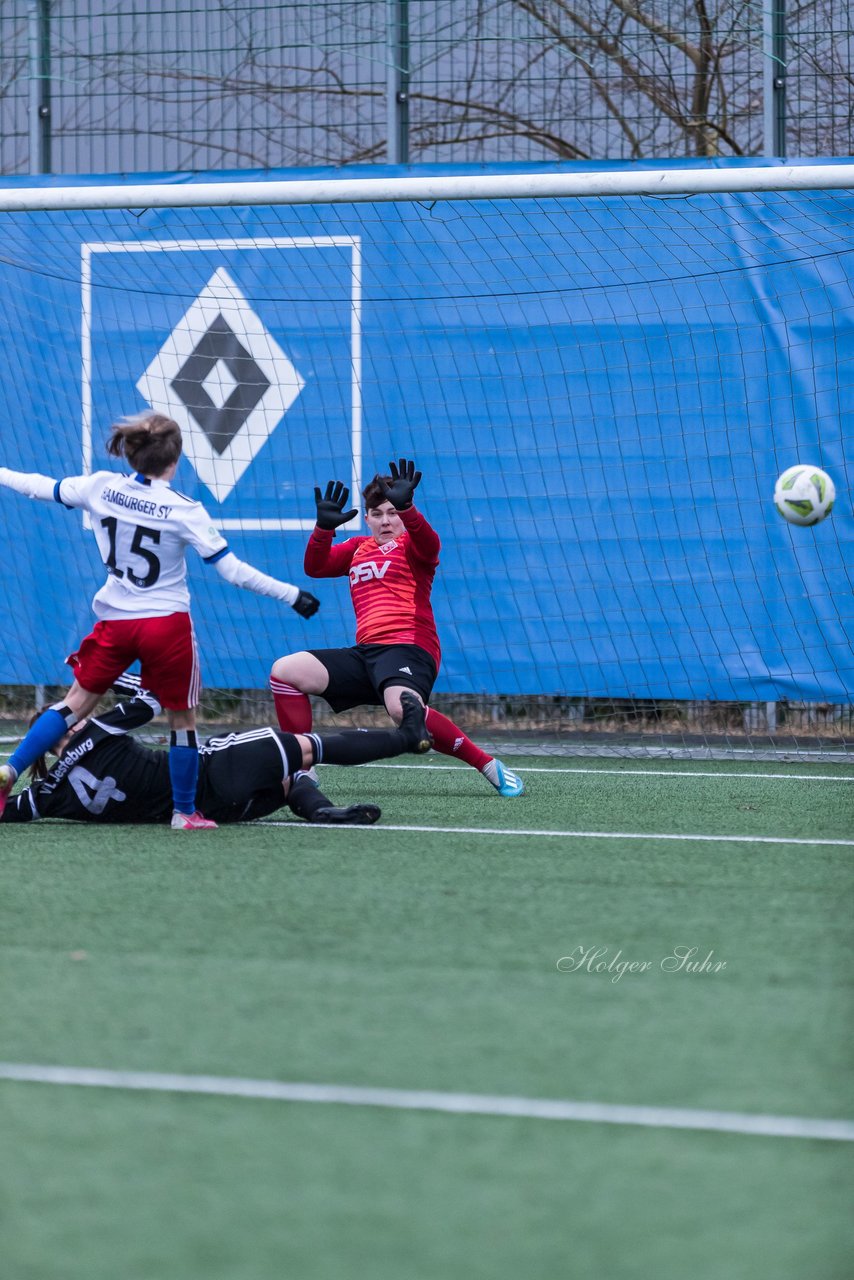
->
<box><xmin>774</xmin><ymin>464</ymin><xmax>836</xmax><ymax>526</ymax></box>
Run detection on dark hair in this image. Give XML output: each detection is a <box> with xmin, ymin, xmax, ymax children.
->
<box><xmin>107</xmin><ymin>411</ymin><xmax>182</xmax><ymax>477</ymax></box>
<box><xmin>362</xmin><ymin>474</ymin><xmax>392</xmax><ymax>510</ymax></box>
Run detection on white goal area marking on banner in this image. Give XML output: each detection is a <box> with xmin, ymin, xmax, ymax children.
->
<box><xmin>80</xmin><ymin>235</ymin><xmax>362</xmax><ymax>530</ymax></box>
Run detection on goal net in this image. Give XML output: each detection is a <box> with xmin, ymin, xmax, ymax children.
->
<box><xmin>0</xmin><ymin>164</ymin><xmax>851</xmax><ymax>759</ymax></box>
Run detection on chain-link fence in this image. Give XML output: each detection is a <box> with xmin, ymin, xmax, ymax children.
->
<box><xmin>1</xmin><ymin>0</ymin><xmax>851</xmax><ymax>176</ymax></box>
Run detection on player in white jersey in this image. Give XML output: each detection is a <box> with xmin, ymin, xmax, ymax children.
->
<box><xmin>0</xmin><ymin>410</ymin><xmax>320</xmax><ymax>829</ymax></box>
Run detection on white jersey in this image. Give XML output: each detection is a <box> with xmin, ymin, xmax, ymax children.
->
<box><xmin>56</xmin><ymin>471</ymin><xmax>228</xmax><ymax>619</ymax></box>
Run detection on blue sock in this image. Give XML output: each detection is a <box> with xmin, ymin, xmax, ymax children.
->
<box><xmin>8</xmin><ymin>707</ymin><xmax>73</xmax><ymax>776</ymax></box>
<box><xmin>169</xmin><ymin>731</ymin><xmax>199</xmax><ymax>814</ymax></box>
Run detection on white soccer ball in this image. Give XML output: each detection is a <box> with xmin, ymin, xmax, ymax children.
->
<box><xmin>774</xmin><ymin>464</ymin><xmax>836</xmax><ymax>526</ymax></box>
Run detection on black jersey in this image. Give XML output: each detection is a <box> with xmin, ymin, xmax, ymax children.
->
<box><xmin>2</xmin><ymin>694</ymin><xmax>304</xmax><ymax>825</ymax></box>
<box><xmin>3</xmin><ymin>693</ymin><xmax>172</xmax><ymax>824</ymax></box>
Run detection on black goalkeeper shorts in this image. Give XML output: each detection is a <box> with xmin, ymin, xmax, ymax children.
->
<box><xmin>308</xmin><ymin>643</ymin><xmax>438</xmax><ymax>713</ymax></box>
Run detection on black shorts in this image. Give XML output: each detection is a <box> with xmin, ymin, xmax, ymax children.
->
<box><xmin>308</xmin><ymin>643</ymin><xmax>438</xmax><ymax>713</ymax></box>
<box><xmin>196</xmin><ymin>728</ymin><xmax>305</xmax><ymax>823</ymax></box>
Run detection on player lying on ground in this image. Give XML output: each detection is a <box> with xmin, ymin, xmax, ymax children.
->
<box><xmin>269</xmin><ymin>458</ymin><xmax>524</xmax><ymax>797</ymax></box>
<box><xmin>0</xmin><ymin>411</ymin><xmax>320</xmax><ymax>830</ymax></box>
<box><xmin>1</xmin><ymin>679</ymin><xmax>432</xmax><ymax>826</ymax></box>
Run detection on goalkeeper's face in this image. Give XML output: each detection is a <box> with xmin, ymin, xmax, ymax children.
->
<box><xmin>365</xmin><ymin>500</ymin><xmax>404</xmax><ymax>545</ymax></box>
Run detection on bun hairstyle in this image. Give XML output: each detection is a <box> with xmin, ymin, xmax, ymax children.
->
<box><xmin>107</xmin><ymin>411</ymin><xmax>182</xmax><ymax>477</ymax></box>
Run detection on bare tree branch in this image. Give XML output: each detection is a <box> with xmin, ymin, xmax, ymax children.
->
<box><xmin>0</xmin><ymin>1</ymin><xmax>847</xmax><ymax>173</ymax></box>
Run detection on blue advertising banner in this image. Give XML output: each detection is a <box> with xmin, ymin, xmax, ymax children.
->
<box><xmin>0</xmin><ymin>162</ymin><xmax>851</xmax><ymax>700</ymax></box>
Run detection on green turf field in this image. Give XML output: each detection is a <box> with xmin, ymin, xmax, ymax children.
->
<box><xmin>2</xmin><ymin>755</ymin><xmax>853</xmax><ymax>1279</ymax></box>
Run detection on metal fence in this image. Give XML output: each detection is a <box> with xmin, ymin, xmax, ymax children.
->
<box><xmin>1</xmin><ymin>0</ymin><xmax>851</xmax><ymax>177</ymax></box>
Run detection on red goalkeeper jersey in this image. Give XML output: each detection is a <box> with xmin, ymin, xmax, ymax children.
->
<box><xmin>304</xmin><ymin>506</ymin><xmax>442</xmax><ymax>668</ymax></box>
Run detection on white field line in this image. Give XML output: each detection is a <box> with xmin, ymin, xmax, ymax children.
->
<box><xmin>1</xmin><ymin>750</ymin><xmax>851</xmax><ymax>782</ymax></box>
<box><xmin>1</xmin><ymin>743</ymin><xmax>851</xmax><ymax>782</ymax></box>
<box><xmin>357</xmin><ymin>763</ymin><xmax>854</xmax><ymax>782</ymax></box>
<box><xmin>0</xmin><ymin>1063</ymin><xmax>851</xmax><ymax>1142</ymax></box>
<box><xmin>261</xmin><ymin>821</ymin><xmax>854</xmax><ymax>847</ymax></box>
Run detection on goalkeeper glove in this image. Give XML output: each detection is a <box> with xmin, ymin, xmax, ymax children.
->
<box><xmin>292</xmin><ymin>590</ymin><xmax>321</xmax><ymax>619</ymax></box>
<box><xmin>314</xmin><ymin>480</ymin><xmax>358</xmax><ymax>530</ymax></box>
<box><xmin>378</xmin><ymin>458</ymin><xmax>422</xmax><ymax>511</ymax></box>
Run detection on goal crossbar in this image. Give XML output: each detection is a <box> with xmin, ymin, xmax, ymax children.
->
<box><xmin>1</xmin><ymin>163</ymin><xmax>853</xmax><ymax>213</ymax></box>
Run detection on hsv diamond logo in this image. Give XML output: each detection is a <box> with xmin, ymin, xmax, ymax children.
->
<box><xmin>136</xmin><ymin>266</ymin><xmax>304</xmax><ymax>502</ymax></box>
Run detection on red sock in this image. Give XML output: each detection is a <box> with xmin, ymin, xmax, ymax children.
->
<box><xmin>270</xmin><ymin>678</ymin><xmax>313</xmax><ymax>733</ymax></box>
<box><xmin>425</xmin><ymin>707</ymin><xmax>492</xmax><ymax>772</ymax></box>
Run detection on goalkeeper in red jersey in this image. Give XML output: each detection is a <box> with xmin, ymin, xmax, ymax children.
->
<box><xmin>269</xmin><ymin>458</ymin><xmax>524</xmax><ymax>797</ymax></box>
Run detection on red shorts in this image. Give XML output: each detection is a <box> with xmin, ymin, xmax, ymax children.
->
<box><xmin>68</xmin><ymin>613</ymin><xmax>201</xmax><ymax>710</ymax></box>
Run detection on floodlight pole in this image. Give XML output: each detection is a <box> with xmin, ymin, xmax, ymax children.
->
<box><xmin>763</xmin><ymin>0</ymin><xmax>787</xmax><ymax>157</ymax></box>
<box><xmin>27</xmin><ymin>0</ymin><xmax>52</xmax><ymax>174</ymax></box>
<box><xmin>387</xmin><ymin>0</ymin><xmax>410</xmax><ymax>165</ymax></box>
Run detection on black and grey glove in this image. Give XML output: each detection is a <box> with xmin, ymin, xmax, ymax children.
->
<box><xmin>314</xmin><ymin>480</ymin><xmax>358</xmax><ymax>531</ymax></box>
<box><xmin>292</xmin><ymin>590</ymin><xmax>320</xmax><ymax>618</ymax></box>
<box><xmin>377</xmin><ymin>458</ymin><xmax>422</xmax><ymax>511</ymax></box>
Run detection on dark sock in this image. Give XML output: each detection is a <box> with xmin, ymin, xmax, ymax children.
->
<box><xmin>311</xmin><ymin>727</ymin><xmax>403</xmax><ymax>767</ymax></box>
<box><xmin>288</xmin><ymin>774</ymin><xmax>336</xmax><ymax>822</ymax></box>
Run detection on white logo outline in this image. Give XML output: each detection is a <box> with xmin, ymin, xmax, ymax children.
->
<box><xmin>350</xmin><ymin>560</ymin><xmax>392</xmax><ymax>584</ymax></box>
<box><xmin>136</xmin><ymin>267</ymin><xmax>304</xmax><ymax>503</ymax></box>
<box><xmin>82</xmin><ymin>234</ymin><xmax>363</xmax><ymax>532</ymax></box>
